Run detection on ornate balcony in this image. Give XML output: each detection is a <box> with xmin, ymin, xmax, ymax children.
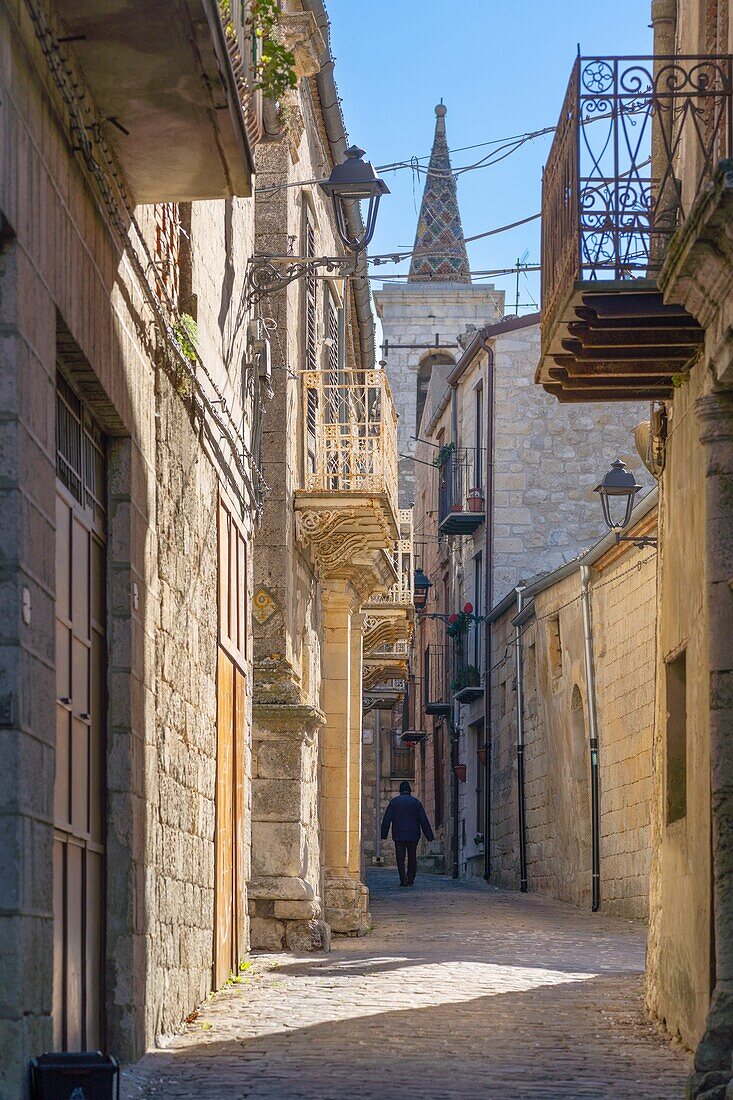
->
<box><xmin>437</xmin><ymin>448</ymin><xmax>485</xmax><ymax>536</ymax></box>
<box><xmin>362</xmin><ymin>508</ymin><xmax>414</xmax><ymax>651</ymax></box>
<box><xmin>52</xmin><ymin>0</ymin><xmax>255</xmax><ymax>201</ymax></box>
<box><xmin>296</xmin><ymin>369</ymin><xmax>400</xmax><ymax>598</ymax></box>
<box><xmin>538</xmin><ymin>55</ymin><xmax>732</xmax><ymax>401</ymax></box>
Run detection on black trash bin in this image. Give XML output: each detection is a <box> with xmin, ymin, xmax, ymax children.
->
<box><xmin>30</xmin><ymin>1052</ymin><xmax>119</xmax><ymax>1100</ymax></box>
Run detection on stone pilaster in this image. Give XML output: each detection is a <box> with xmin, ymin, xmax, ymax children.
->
<box><xmin>690</xmin><ymin>393</ymin><xmax>733</xmax><ymax>1099</ymax></box>
<box><xmin>249</xmin><ymin>701</ymin><xmax>330</xmax><ymax>953</ymax></box>
<box><xmin>321</xmin><ymin>583</ymin><xmax>370</xmax><ymax>935</ymax></box>
<box><xmin>348</xmin><ymin>612</ymin><xmax>365</xmax><ymax>881</ymax></box>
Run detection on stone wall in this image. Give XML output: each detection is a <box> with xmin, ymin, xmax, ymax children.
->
<box><xmin>375</xmin><ymin>283</ymin><xmax>503</xmax><ymax>505</ymax></box>
<box><xmin>0</xmin><ymin>8</ymin><xmax>258</xmax><ymax>1089</ymax></box>
<box><xmin>490</xmin><ymin>322</ymin><xmax>652</xmax><ymax>598</ymax></box>
<box><xmin>488</xmin><ymin>532</ymin><xmax>657</xmax><ymax>920</ymax></box>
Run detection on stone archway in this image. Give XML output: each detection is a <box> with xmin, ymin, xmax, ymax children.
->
<box><xmin>559</xmin><ymin>685</ymin><xmax>593</xmax><ymax>907</ymax></box>
<box><xmin>416</xmin><ymin>353</ymin><xmax>454</xmax><ymax>437</ymax></box>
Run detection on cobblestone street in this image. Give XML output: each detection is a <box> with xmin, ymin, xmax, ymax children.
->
<box><xmin>122</xmin><ymin>870</ymin><xmax>690</xmax><ymax>1099</ymax></box>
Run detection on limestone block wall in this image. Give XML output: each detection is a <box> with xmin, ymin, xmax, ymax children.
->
<box><xmin>592</xmin><ymin>547</ymin><xmax>656</xmax><ymax>920</ymax></box>
<box><xmin>491</xmin><ymin>323</ymin><xmax>652</xmax><ymax>598</ymax></box>
<box><xmin>489</xmin><ymin>550</ymin><xmax>656</xmax><ymax>920</ymax></box>
<box><xmin>375</xmin><ymin>283</ymin><xmax>503</xmax><ymax>505</ymax></box>
<box><xmin>645</xmin><ymin>365</ymin><xmax>712</xmax><ymax>1050</ymax></box>
<box><xmin>0</xmin><ymin>7</ymin><xmax>259</xmax><ymax>1085</ymax></box>
<box><xmin>152</xmin><ymin>371</ymin><xmax>220</xmax><ymax>1036</ymax></box>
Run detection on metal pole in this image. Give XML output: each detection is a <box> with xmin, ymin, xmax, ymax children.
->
<box><xmin>451</xmin><ymin>699</ymin><xmax>460</xmax><ymax>879</ymax></box>
<box><xmin>580</xmin><ymin>565</ymin><xmax>601</xmax><ymax>912</ymax></box>
<box><xmin>375</xmin><ymin>707</ymin><xmax>382</xmax><ymax>862</ymax></box>
<box><xmin>514</xmin><ymin>585</ymin><xmax>528</xmax><ymax>892</ymax></box>
<box><xmin>483</xmin><ymin>343</ymin><xmax>494</xmax><ymax>881</ymax></box>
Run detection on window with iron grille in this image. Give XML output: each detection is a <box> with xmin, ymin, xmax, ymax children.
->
<box><xmin>153</xmin><ymin>203</ymin><xmax>180</xmax><ymax>305</ymax></box>
<box><xmin>55</xmin><ymin>371</ymin><xmax>106</xmax><ymax>530</ymax></box>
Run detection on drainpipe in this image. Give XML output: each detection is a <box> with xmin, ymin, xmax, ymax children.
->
<box><xmin>451</xmin><ymin>701</ymin><xmax>460</xmax><ymax>879</ymax></box>
<box><xmin>375</xmin><ymin>707</ymin><xmax>382</xmax><ymax>862</ymax></box>
<box><xmin>580</xmin><ymin>565</ymin><xmax>601</xmax><ymax>912</ymax></box>
<box><xmin>482</xmin><ymin>343</ymin><xmax>495</xmax><ymax>881</ymax></box>
<box><xmin>514</xmin><ymin>585</ymin><xmax>528</xmax><ymax>892</ymax></box>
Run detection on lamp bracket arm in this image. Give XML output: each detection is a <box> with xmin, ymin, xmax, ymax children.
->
<box><xmin>245</xmin><ymin>254</ymin><xmax>358</xmax><ymax>304</ymax></box>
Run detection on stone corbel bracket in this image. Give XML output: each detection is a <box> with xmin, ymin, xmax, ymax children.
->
<box><xmin>295</xmin><ymin>503</ymin><xmax>398</xmax><ymax>601</ymax></box>
<box><xmin>278</xmin><ymin>10</ymin><xmax>325</xmax><ymax>80</ymax></box>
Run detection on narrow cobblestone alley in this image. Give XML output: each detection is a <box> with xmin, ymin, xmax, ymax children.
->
<box><xmin>122</xmin><ymin>871</ymin><xmax>690</xmax><ymax>1099</ymax></box>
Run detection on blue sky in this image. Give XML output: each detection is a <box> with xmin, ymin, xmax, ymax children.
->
<box><xmin>327</xmin><ymin>0</ymin><xmax>653</xmax><ymax>311</ymax></box>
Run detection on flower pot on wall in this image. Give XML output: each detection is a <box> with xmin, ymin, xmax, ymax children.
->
<box><xmin>454</xmin><ymin>764</ymin><xmax>467</xmax><ymax>783</ymax></box>
<box><xmin>477</xmin><ymin>747</ymin><xmax>487</xmax><ymax>766</ymax></box>
<box><xmin>467</xmin><ymin>488</ymin><xmax>484</xmax><ymax>513</ymax></box>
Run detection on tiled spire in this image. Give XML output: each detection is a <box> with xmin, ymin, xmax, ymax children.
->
<box><xmin>408</xmin><ymin>104</ymin><xmax>471</xmax><ymax>283</ymax></box>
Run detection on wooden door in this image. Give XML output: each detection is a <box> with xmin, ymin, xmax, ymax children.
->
<box><xmin>53</xmin><ymin>374</ymin><xmax>106</xmax><ymax>1050</ymax></box>
<box><xmin>214</xmin><ymin>497</ymin><xmax>248</xmax><ymax>987</ymax></box>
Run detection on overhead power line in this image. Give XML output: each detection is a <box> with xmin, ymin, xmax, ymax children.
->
<box><xmin>369</xmin><ymin>213</ymin><xmax>542</xmax><ymax>266</ymax></box>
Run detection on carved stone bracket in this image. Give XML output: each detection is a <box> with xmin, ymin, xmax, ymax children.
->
<box><xmin>296</xmin><ymin>508</ymin><xmax>365</xmax><ymax>572</ymax></box>
<box><xmin>278</xmin><ymin>10</ymin><xmax>325</xmax><ymax>79</ymax></box>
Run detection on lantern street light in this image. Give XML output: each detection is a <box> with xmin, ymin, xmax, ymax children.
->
<box><xmin>246</xmin><ymin>147</ymin><xmax>389</xmax><ymax>303</ymax></box>
<box><xmin>413</xmin><ymin>567</ymin><xmax>433</xmax><ymax>612</ymax></box>
<box><xmin>319</xmin><ymin>147</ymin><xmax>389</xmax><ymax>253</ymax></box>
<box><xmin>594</xmin><ymin>458</ymin><xmax>657</xmax><ymax>547</ymax></box>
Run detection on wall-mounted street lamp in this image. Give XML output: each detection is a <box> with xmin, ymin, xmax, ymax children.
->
<box><xmin>413</xmin><ymin>567</ymin><xmax>433</xmax><ymax>612</ymax></box>
<box><xmin>594</xmin><ymin>458</ymin><xmax>657</xmax><ymax>548</ymax></box>
<box><xmin>246</xmin><ymin>147</ymin><xmax>389</xmax><ymax>304</ymax></box>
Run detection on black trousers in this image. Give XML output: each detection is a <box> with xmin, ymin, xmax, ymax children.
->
<box><xmin>395</xmin><ymin>839</ymin><xmax>418</xmax><ymax>885</ymax></box>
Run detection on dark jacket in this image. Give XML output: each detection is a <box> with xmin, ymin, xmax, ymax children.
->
<box><xmin>381</xmin><ymin>793</ymin><xmax>434</xmax><ymax>843</ymax></box>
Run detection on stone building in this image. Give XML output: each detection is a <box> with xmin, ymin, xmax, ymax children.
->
<box><xmin>488</xmin><ymin>492</ymin><xmax>658</xmax><ymax>919</ymax></box>
<box><xmin>536</xmin><ymin>0</ymin><xmax>733</xmax><ymax>1088</ymax></box>
<box><xmin>0</xmin><ymin>0</ymin><xmax>391</xmax><ymax>1092</ymax></box>
<box><xmin>0</xmin><ymin>1</ymin><xmax>265</xmax><ymax>1090</ymax></box>
<box><xmin>374</xmin><ymin>105</ymin><xmax>501</xmax><ymax>507</ymax></box>
<box><xmin>410</xmin><ymin>312</ymin><xmax>650</xmax><ymax>878</ymax></box>
<box><xmin>249</xmin><ymin>0</ymin><xmax>400</xmax><ymax>947</ymax></box>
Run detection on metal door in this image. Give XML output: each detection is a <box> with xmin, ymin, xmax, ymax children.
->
<box><xmin>53</xmin><ymin>373</ymin><xmax>106</xmax><ymax>1050</ymax></box>
<box><xmin>215</xmin><ymin>496</ymin><xmax>248</xmax><ymax>987</ymax></box>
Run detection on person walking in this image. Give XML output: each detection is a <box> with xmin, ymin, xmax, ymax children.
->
<box><xmin>380</xmin><ymin>781</ymin><xmax>434</xmax><ymax>887</ymax></box>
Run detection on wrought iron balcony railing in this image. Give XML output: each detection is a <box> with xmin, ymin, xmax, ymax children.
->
<box><xmin>367</xmin><ymin>508</ymin><xmax>414</xmax><ymax>608</ymax></box>
<box><xmin>437</xmin><ymin>447</ymin><xmax>485</xmax><ymax>536</ymax></box>
<box><xmin>540</xmin><ymin>54</ymin><xmax>732</xmax><ymax>398</ymax></box>
<box><xmin>303</xmin><ymin>368</ymin><xmax>399</xmax><ymax>519</ymax></box>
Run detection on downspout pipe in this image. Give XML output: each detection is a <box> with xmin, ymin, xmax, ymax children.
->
<box><xmin>580</xmin><ymin>564</ymin><xmax>601</xmax><ymax>912</ymax></box>
<box><xmin>375</xmin><ymin>708</ymin><xmax>382</xmax><ymax>862</ymax></box>
<box><xmin>482</xmin><ymin>342</ymin><xmax>495</xmax><ymax>881</ymax></box>
<box><xmin>451</xmin><ymin>701</ymin><xmax>460</xmax><ymax>879</ymax></box>
<box><xmin>514</xmin><ymin>586</ymin><xmax>528</xmax><ymax>892</ymax></box>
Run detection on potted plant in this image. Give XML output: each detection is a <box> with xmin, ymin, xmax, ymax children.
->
<box><xmin>477</xmin><ymin>747</ymin><xmax>487</xmax><ymax>766</ymax></box>
<box><xmin>433</xmin><ymin>441</ymin><xmax>455</xmax><ymax>471</ymax></box>
<box><xmin>463</xmin><ymin>664</ymin><xmax>480</xmax><ymax>687</ymax></box>
<box><xmin>466</xmin><ymin>487</ymin><xmax>484</xmax><ymax>513</ymax></box>
<box><xmin>453</xmin><ymin>763</ymin><xmax>467</xmax><ymax>783</ymax></box>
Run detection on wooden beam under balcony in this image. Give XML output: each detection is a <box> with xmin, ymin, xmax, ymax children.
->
<box><xmin>537</xmin><ymin>283</ymin><xmax>704</xmax><ymax>402</ymax></box>
<box><xmin>54</xmin><ymin>0</ymin><xmax>254</xmax><ymax>201</ymax></box>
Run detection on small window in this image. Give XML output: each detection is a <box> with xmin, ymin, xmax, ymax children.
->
<box><xmin>548</xmin><ymin>616</ymin><xmax>563</xmax><ymax>681</ymax></box>
<box><xmin>666</xmin><ymin>650</ymin><xmax>687</xmax><ymax>824</ymax></box>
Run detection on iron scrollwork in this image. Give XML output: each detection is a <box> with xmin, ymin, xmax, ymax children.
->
<box><xmin>245</xmin><ymin>254</ymin><xmax>357</xmax><ymax>304</ymax></box>
<box><xmin>542</xmin><ymin>53</ymin><xmax>733</xmax><ymax>343</ymax></box>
